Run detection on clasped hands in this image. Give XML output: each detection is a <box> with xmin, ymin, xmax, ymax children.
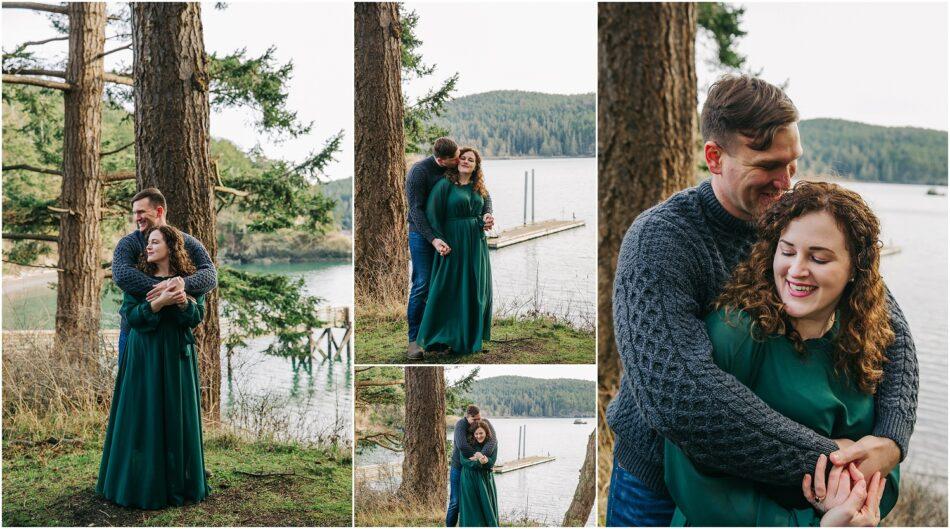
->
<box><xmin>801</xmin><ymin>435</ymin><xmax>898</xmax><ymax>526</ymax></box>
<box><xmin>468</xmin><ymin>451</ymin><xmax>489</xmax><ymax>464</ymax></box>
<box><xmin>431</xmin><ymin>214</ymin><xmax>494</xmax><ymax>257</ymax></box>
<box><xmin>146</xmin><ymin>276</ymin><xmax>190</xmax><ymax>310</ymax></box>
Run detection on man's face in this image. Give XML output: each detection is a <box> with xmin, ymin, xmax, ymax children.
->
<box><xmin>708</xmin><ymin>123</ymin><xmax>803</xmax><ymax>221</ymax></box>
<box><xmin>466</xmin><ymin>412</ymin><xmax>481</xmax><ymax>425</ymax></box>
<box><xmin>132</xmin><ymin>198</ymin><xmax>165</xmax><ymax>232</ymax></box>
<box><xmin>436</xmin><ymin>148</ymin><xmax>460</xmax><ymax>168</ymax></box>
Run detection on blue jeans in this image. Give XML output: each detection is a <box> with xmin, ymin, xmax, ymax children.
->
<box><xmin>117</xmin><ymin>326</ymin><xmax>128</xmax><ymax>367</ymax></box>
<box><xmin>606</xmin><ymin>456</ymin><xmax>675</xmax><ymax>527</ymax></box>
<box><xmin>445</xmin><ymin>464</ymin><xmax>461</xmax><ymax>526</ymax></box>
<box><xmin>407</xmin><ymin>231</ymin><xmax>434</xmax><ymax>342</ymax></box>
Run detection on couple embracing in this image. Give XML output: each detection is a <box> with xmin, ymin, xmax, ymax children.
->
<box><xmin>97</xmin><ymin>188</ymin><xmax>216</xmax><ymax>509</ymax></box>
<box><xmin>447</xmin><ymin>405</ymin><xmax>500</xmax><ymax>527</ymax></box>
<box><xmin>406</xmin><ymin>137</ymin><xmax>495</xmax><ymax>360</ymax></box>
<box><xmin>606</xmin><ymin>75</ymin><xmax>918</xmax><ymax>526</ymax></box>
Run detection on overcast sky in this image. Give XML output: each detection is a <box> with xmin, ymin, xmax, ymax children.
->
<box><xmin>446</xmin><ymin>364</ymin><xmax>596</xmax><ymax>384</ymax></box>
<box><xmin>2</xmin><ymin>3</ymin><xmax>353</xmax><ymax>180</ymax></box>
<box><xmin>402</xmin><ymin>2</ymin><xmax>597</xmax><ymax>100</ymax></box>
<box><xmin>697</xmin><ymin>3</ymin><xmax>948</xmax><ymax>130</ymax></box>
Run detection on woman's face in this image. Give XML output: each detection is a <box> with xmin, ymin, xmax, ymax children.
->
<box><xmin>473</xmin><ymin>426</ymin><xmax>486</xmax><ymax>443</ymax></box>
<box><xmin>772</xmin><ymin>210</ymin><xmax>852</xmax><ymax>324</ymax></box>
<box><xmin>146</xmin><ymin>230</ymin><xmax>169</xmax><ymax>263</ymax></box>
<box><xmin>458</xmin><ymin>151</ymin><xmax>477</xmax><ymax>174</ymax></box>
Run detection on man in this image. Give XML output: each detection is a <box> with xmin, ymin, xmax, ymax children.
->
<box><xmin>405</xmin><ymin>137</ymin><xmax>494</xmax><ymax>360</ymax></box>
<box><xmin>112</xmin><ymin>188</ymin><xmax>218</xmax><ymax>364</ymax></box>
<box><xmin>605</xmin><ymin>75</ymin><xmax>919</xmax><ymax>526</ymax></box>
<box><xmin>447</xmin><ymin>404</ymin><xmax>497</xmax><ymax>527</ymax></box>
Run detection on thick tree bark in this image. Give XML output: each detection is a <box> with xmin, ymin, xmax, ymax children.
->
<box><xmin>597</xmin><ymin>1</ymin><xmax>697</xmax><ymax>505</ymax></box>
<box><xmin>54</xmin><ymin>2</ymin><xmax>106</xmax><ymax>363</ymax></box>
<box><xmin>398</xmin><ymin>366</ymin><xmax>447</xmax><ymax>508</ymax></box>
<box><xmin>562</xmin><ymin>429</ymin><xmax>596</xmax><ymax>526</ymax></box>
<box><xmin>354</xmin><ymin>2</ymin><xmax>409</xmax><ymax>305</ymax></box>
<box><xmin>132</xmin><ymin>2</ymin><xmax>221</xmax><ymax>419</ymax></box>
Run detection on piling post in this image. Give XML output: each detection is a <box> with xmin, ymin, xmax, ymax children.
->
<box><xmin>531</xmin><ymin>169</ymin><xmax>535</xmax><ymax>223</ymax></box>
<box><xmin>523</xmin><ymin>171</ymin><xmax>529</xmax><ymax>226</ymax></box>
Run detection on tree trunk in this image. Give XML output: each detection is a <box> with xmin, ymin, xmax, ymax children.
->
<box><xmin>354</xmin><ymin>2</ymin><xmax>409</xmax><ymax>305</ymax></box>
<box><xmin>54</xmin><ymin>2</ymin><xmax>106</xmax><ymax>362</ymax></box>
<box><xmin>597</xmin><ymin>1</ymin><xmax>697</xmax><ymax>504</ymax></box>
<box><xmin>132</xmin><ymin>2</ymin><xmax>221</xmax><ymax>419</ymax></box>
<box><xmin>398</xmin><ymin>366</ymin><xmax>447</xmax><ymax>508</ymax></box>
<box><xmin>562</xmin><ymin>429</ymin><xmax>596</xmax><ymax>526</ymax></box>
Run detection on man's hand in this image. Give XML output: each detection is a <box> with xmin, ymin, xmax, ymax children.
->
<box><xmin>432</xmin><ymin>238</ymin><xmax>452</xmax><ymax>256</ymax></box>
<box><xmin>831</xmin><ymin>435</ymin><xmax>900</xmax><ymax>478</ymax></box>
<box><xmin>482</xmin><ymin>213</ymin><xmax>495</xmax><ymax>231</ymax></box>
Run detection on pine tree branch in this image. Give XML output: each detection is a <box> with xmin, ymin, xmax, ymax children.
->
<box><xmin>2</xmin><ymin>164</ymin><xmax>63</xmax><ymax>176</ymax></box>
<box><xmin>3</xmin><ymin>69</ymin><xmax>133</xmax><ymax>86</ymax></box>
<box><xmin>1</xmin><ymin>74</ymin><xmax>72</xmax><ymax>91</ymax></box>
<box><xmin>101</xmin><ymin>170</ymin><xmax>135</xmax><ymax>183</ymax></box>
<box><xmin>356</xmin><ymin>380</ymin><xmax>405</xmax><ymax>388</ymax></box>
<box><xmin>16</xmin><ymin>35</ymin><xmax>69</xmax><ymax>48</ymax></box>
<box><xmin>214</xmin><ymin>185</ymin><xmax>249</xmax><ymax>197</ymax></box>
<box><xmin>2</xmin><ymin>3</ymin><xmax>68</xmax><ymax>15</ymax></box>
<box><xmin>100</xmin><ymin>142</ymin><xmax>133</xmax><ymax>157</ymax></box>
<box><xmin>47</xmin><ymin>206</ymin><xmax>75</xmax><ymax>215</ymax></box>
<box><xmin>92</xmin><ymin>43</ymin><xmax>131</xmax><ymax>61</ymax></box>
<box><xmin>2</xmin><ymin>232</ymin><xmax>58</xmax><ymax>242</ymax></box>
<box><xmin>2</xmin><ymin>259</ymin><xmax>62</xmax><ymax>271</ymax></box>
<box><xmin>103</xmin><ymin>72</ymin><xmax>132</xmax><ymax>86</ymax></box>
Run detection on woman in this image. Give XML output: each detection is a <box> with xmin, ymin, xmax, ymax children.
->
<box><xmin>664</xmin><ymin>181</ymin><xmax>898</xmax><ymax>526</ymax></box>
<box><xmin>97</xmin><ymin>225</ymin><xmax>210</xmax><ymax>509</ymax></box>
<box><xmin>417</xmin><ymin>147</ymin><xmax>493</xmax><ymax>354</ymax></box>
<box><xmin>459</xmin><ymin>420</ymin><xmax>500</xmax><ymax>527</ymax></box>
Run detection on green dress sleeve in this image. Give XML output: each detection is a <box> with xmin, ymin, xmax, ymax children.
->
<box><xmin>425</xmin><ymin>179</ymin><xmax>451</xmax><ymax>243</ymax></box>
<box><xmin>175</xmin><ymin>294</ymin><xmax>205</xmax><ymax>328</ymax></box>
<box><xmin>119</xmin><ymin>292</ymin><xmax>161</xmax><ymax>332</ymax></box>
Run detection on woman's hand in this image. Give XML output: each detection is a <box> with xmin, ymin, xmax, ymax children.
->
<box><xmin>819</xmin><ymin>471</ymin><xmax>885</xmax><ymax>527</ymax></box>
<box><xmin>804</xmin><ymin>455</ymin><xmax>860</xmax><ymax>514</ymax></box>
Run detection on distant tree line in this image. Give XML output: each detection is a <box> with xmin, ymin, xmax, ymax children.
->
<box><xmin>799</xmin><ymin>118</ymin><xmax>948</xmax><ymax>186</ymax></box>
<box><xmin>461</xmin><ymin>375</ymin><xmax>595</xmax><ymax>418</ymax></box>
<box><xmin>434</xmin><ymin>91</ymin><xmax>595</xmax><ymax>158</ymax></box>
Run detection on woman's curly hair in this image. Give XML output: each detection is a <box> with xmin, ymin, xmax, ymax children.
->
<box><xmin>467</xmin><ymin>419</ymin><xmax>494</xmax><ymax>446</ymax></box>
<box><xmin>137</xmin><ymin>225</ymin><xmax>197</xmax><ymax>277</ymax></box>
<box><xmin>715</xmin><ymin>180</ymin><xmax>893</xmax><ymax>394</ymax></box>
<box><xmin>446</xmin><ymin>147</ymin><xmax>489</xmax><ymax>198</ymax></box>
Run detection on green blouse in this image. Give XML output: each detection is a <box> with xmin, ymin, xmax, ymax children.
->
<box><xmin>664</xmin><ymin>308</ymin><xmax>899</xmax><ymax>526</ymax></box>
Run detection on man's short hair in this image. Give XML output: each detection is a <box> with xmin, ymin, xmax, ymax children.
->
<box><xmin>465</xmin><ymin>404</ymin><xmax>480</xmax><ymax>417</ymax></box>
<box><xmin>131</xmin><ymin>187</ymin><xmax>167</xmax><ymax>209</ymax></box>
<box><xmin>433</xmin><ymin>137</ymin><xmax>458</xmax><ymax>159</ymax></box>
<box><xmin>701</xmin><ymin>74</ymin><xmax>799</xmax><ymax>152</ymax></box>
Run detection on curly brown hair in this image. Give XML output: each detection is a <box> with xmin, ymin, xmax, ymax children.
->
<box><xmin>715</xmin><ymin>180</ymin><xmax>893</xmax><ymax>394</ymax></box>
<box><xmin>446</xmin><ymin>147</ymin><xmax>489</xmax><ymax>198</ymax></box>
<box><xmin>467</xmin><ymin>419</ymin><xmax>494</xmax><ymax>445</ymax></box>
<box><xmin>137</xmin><ymin>225</ymin><xmax>197</xmax><ymax>277</ymax></box>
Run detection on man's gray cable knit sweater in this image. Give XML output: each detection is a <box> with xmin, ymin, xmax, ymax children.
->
<box><xmin>607</xmin><ymin>179</ymin><xmax>919</xmax><ymax>494</ymax></box>
<box><xmin>406</xmin><ymin>156</ymin><xmax>493</xmax><ymax>243</ymax></box>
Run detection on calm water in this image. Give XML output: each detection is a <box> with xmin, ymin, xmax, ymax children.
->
<box><xmin>482</xmin><ymin>158</ymin><xmax>596</xmax><ymax>326</ymax></box>
<box><xmin>837</xmin><ymin>182</ymin><xmax>947</xmax><ymax>488</ymax></box>
<box><xmin>359</xmin><ymin>416</ymin><xmax>596</xmax><ymax>526</ymax></box>
<box><xmin>2</xmin><ymin>259</ymin><xmax>354</xmax><ymax>444</ymax></box>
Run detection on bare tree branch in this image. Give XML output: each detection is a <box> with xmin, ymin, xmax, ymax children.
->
<box><xmin>2</xmin><ymin>164</ymin><xmax>63</xmax><ymax>176</ymax></box>
<box><xmin>15</xmin><ymin>35</ymin><xmax>69</xmax><ymax>49</ymax></box>
<box><xmin>2</xmin><ymin>232</ymin><xmax>58</xmax><ymax>242</ymax></box>
<box><xmin>101</xmin><ymin>170</ymin><xmax>135</xmax><ymax>182</ymax></box>
<box><xmin>2</xmin><ymin>259</ymin><xmax>62</xmax><ymax>271</ymax></box>
<box><xmin>103</xmin><ymin>72</ymin><xmax>132</xmax><ymax>86</ymax></box>
<box><xmin>47</xmin><ymin>205</ymin><xmax>75</xmax><ymax>215</ymax></box>
<box><xmin>92</xmin><ymin>42</ymin><xmax>131</xmax><ymax>61</ymax></box>
<box><xmin>2</xmin><ymin>2</ymin><xmax>68</xmax><ymax>15</ymax></box>
<box><xmin>214</xmin><ymin>185</ymin><xmax>249</xmax><ymax>197</ymax></box>
<box><xmin>1</xmin><ymin>74</ymin><xmax>71</xmax><ymax>91</ymax></box>
<box><xmin>3</xmin><ymin>69</ymin><xmax>133</xmax><ymax>86</ymax></box>
<box><xmin>356</xmin><ymin>379</ymin><xmax>405</xmax><ymax>388</ymax></box>
<box><xmin>100</xmin><ymin>141</ymin><xmax>133</xmax><ymax>157</ymax></box>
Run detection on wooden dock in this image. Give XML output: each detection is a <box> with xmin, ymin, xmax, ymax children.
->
<box><xmin>487</xmin><ymin>219</ymin><xmax>585</xmax><ymax>249</ymax></box>
<box><xmin>355</xmin><ymin>462</ymin><xmax>401</xmax><ymax>482</ymax></box>
<box><xmin>492</xmin><ymin>455</ymin><xmax>556</xmax><ymax>473</ymax></box>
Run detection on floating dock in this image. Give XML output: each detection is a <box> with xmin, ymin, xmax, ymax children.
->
<box><xmin>355</xmin><ymin>462</ymin><xmax>401</xmax><ymax>482</ymax></box>
<box><xmin>492</xmin><ymin>455</ymin><xmax>556</xmax><ymax>473</ymax></box>
<box><xmin>487</xmin><ymin>219</ymin><xmax>585</xmax><ymax>249</ymax></box>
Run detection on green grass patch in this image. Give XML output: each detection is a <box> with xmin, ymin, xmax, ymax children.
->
<box><xmin>2</xmin><ymin>427</ymin><xmax>352</xmax><ymax>527</ymax></box>
<box><xmin>355</xmin><ymin>314</ymin><xmax>594</xmax><ymax>364</ymax></box>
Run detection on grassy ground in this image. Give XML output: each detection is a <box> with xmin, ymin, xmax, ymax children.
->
<box><xmin>356</xmin><ymin>312</ymin><xmax>595</xmax><ymax>364</ymax></box>
<box><xmin>355</xmin><ymin>486</ymin><xmax>543</xmax><ymax>527</ymax></box>
<box><xmin>2</xmin><ymin>426</ymin><xmax>352</xmax><ymax>527</ymax></box>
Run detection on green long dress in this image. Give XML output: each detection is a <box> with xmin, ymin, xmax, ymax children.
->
<box><xmin>458</xmin><ymin>445</ymin><xmax>499</xmax><ymax>527</ymax></box>
<box><xmin>665</xmin><ymin>308</ymin><xmax>899</xmax><ymax>526</ymax></box>
<box><xmin>417</xmin><ymin>178</ymin><xmax>492</xmax><ymax>354</ymax></box>
<box><xmin>96</xmin><ymin>291</ymin><xmax>210</xmax><ymax>509</ymax></box>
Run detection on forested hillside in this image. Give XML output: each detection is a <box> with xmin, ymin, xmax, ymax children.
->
<box><xmin>463</xmin><ymin>376</ymin><xmax>595</xmax><ymax>418</ymax></box>
<box><xmin>434</xmin><ymin>91</ymin><xmax>595</xmax><ymax>158</ymax></box>
<box><xmin>799</xmin><ymin>119</ymin><xmax>947</xmax><ymax>185</ymax></box>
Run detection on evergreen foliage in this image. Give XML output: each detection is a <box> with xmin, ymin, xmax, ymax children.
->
<box><xmin>433</xmin><ymin>91</ymin><xmax>595</xmax><ymax>158</ymax></box>
<box><xmin>799</xmin><ymin>119</ymin><xmax>948</xmax><ymax>185</ymax></box>
<box><xmin>461</xmin><ymin>376</ymin><xmax>595</xmax><ymax>418</ymax></box>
